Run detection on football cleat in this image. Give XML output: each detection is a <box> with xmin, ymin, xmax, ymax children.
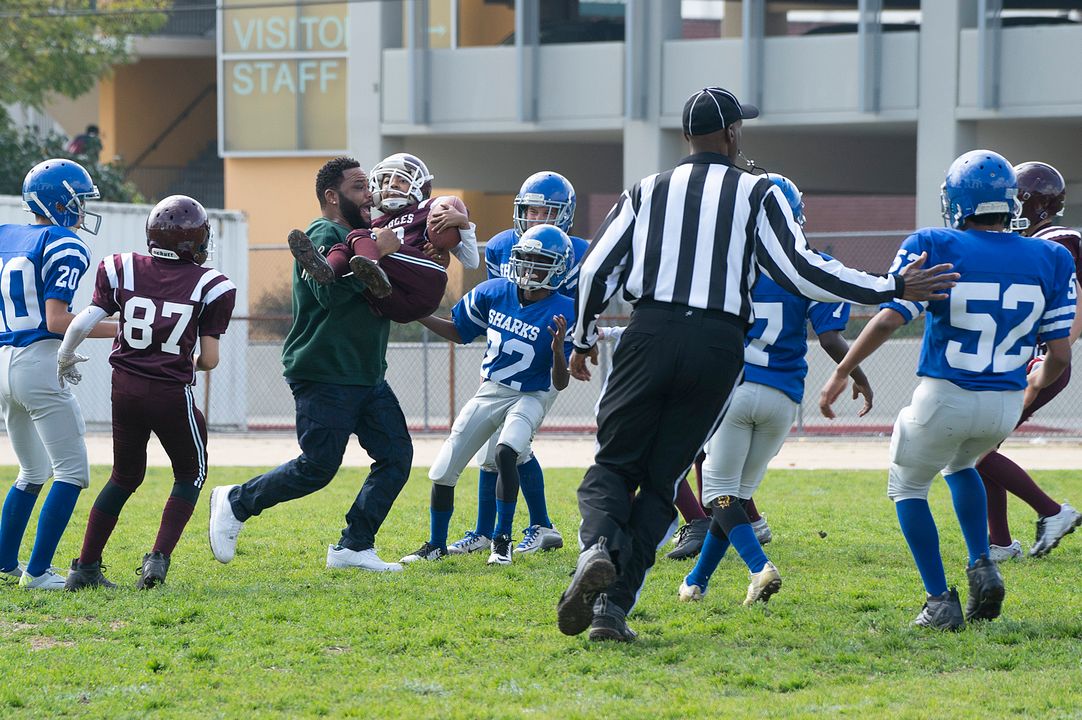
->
<box><xmin>487</xmin><ymin>535</ymin><xmax>513</xmax><ymax>566</ymax></box>
<box><xmin>988</xmin><ymin>540</ymin><xmax>1023</xmax><ymax>563</ymax></box>
<box><xmin>587</xmin><ymin>593</ymin><xmax>637</xmax><ymax>643</ymax></box>
<box><xmin>1029</xmin><ymin>502</ymin><xmax>1081</xmax><ymax>558</ymax></box>
<box><xmin>19</xmin><ymin>567</ymin><xmax>66</xmax><ymax>591</ymax></box>
<box><xmin>666</xmin><ymin>518</ymin><xmax>709</xmax><ymax>560</ymax></box>
<box><xmin>0</xmin><ymin>562</ymin><xmax>24</xmax><ymax>582</ymax></box>
<box><xmin>208</xmin><ymin>485</ymin><xmax>245</xmax><ymax>564</ymax></box>
<box><xmin>287</xmin><ymin>229</ymin><xmax>335</xmax><ymax>285</ymax></box>
<box><xmin>63</xmin><ymin>559</ymin><xmax>117</xmax><ymax>591</ymax></box>
<box><xmin>964</xmin><ymin>555</ymin><xmax>1005</xmax><ymax>622</ymax></box>
<box><xmin>557</xmin><ymin>537</ymin><xmax>616</xmax><ymax>636</ymax></box>
<box><xmin>348</xmin><ymin>255</ymin><xmax>392</xmax><ymax>299</ymax></box>
<box><xmin>678</xmin><ymin>579</ymin><xmax>706</xmax><ymax>602</ymax></box>
<box><xmin>400</xmin><ymin>542</ymin><xmax>446</xmax><ymax>564</ymax></box>
<box><xmin>914</xmin><ymin>588</ymin><xmax>965</xmax><ymax>631</ymax></box>
<box><xmin>743</xmin><ymin>561</ymin><xmax>782</xmax><ymax>606</ymax></box>
<box><xmin>327</xmin><ymin>545</ymin><xmax>402</xmax><ymax>572</ymax></box>
<box><xmin>136</xmin><ymin>551</ymin><xmax>171</xmax><ymax>590</ymax></box>
<box><xmin>447</xmin><ymin>531</ymin><xmax>491</xmax><ymax>555</ymax></box>
<box><xmin>751</xmin><ymin>516</ymin><xmax>773</xmax><ymax>545</ymax></box>
<box><xmin>515</xmin><ymin>525</ymin><xmax>563</xmax><ymax>554</ymax></box>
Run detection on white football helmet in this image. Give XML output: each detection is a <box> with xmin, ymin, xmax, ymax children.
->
<box><xmin>369</xmin><ymin>153</ymin><xmax>433</xmax><ymax>212</ymax></box>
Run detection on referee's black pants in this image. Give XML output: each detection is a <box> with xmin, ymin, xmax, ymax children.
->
<box><xmin>578</xmin><ymin>301</ymin><xmax>745</xmax><ymax>613</ymax></box>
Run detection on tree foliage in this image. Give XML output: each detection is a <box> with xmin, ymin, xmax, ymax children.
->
<box><xmin>0</xmin><ymin>1</ymin><xmax>168</xmax><ymax>108</ymax></box>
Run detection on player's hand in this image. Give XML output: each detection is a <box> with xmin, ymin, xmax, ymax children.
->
<box><xmin>819</xmin><ymin>370</ymin><xmax>849</xmax><ymax>419</ymax></box>
<box><xmin>570</xmin><ymin>346</ymin><xmax>598</xmax><ymax>382</ymax></box>
<box><xmin>898</xmin><ymin>252</ymin><xmax>960</xmax><ymax>302</ymax></box>
<box><xmin>1022</xmin><ymin>355</ymin><xmax>1043</xmax><ymax>408</ymax></box>
<box><xmin>57</xmin><ymin>352</ymin><xmax>89</xmax><ymax>388</ymax></box>
<box><xmin>374</xmin><ymin>227</ymin><xmax>402</xmax><ymax>258</ymax></box>
<box><xmin>423</xmin><ymin>242</ymin><xmax>451</xmax><ymax>268</ymax></box>
<box><xmin>852</xmin><ymin>377</ymin><xmax>874</xmax><ymax>417</ymax></box>
<box><xmin>429</xmin><ymin>207</ymin><xmax>468</xmax><ymax>233</ymax></box>
<box><xmin>549</xmin><ymin>314</ymin><xmax>567</xmax><ymax>353</ymax></box>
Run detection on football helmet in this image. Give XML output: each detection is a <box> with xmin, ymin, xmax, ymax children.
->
<box><xmin>1015</xmin><ymin>161</ymin><xmax>1066</xmax><ymax>228</ymax></box>
<box><xmin>767</xmin><ymin>173</ymin><xmax>805</xmax><ymax>226</ymax></box>
<box><xmin>369</xmin><ymin>153</ymin><xmax>433</xmax><ymax>212</ymax></box>
<box><xmin>509</xmin><ymin>224</ymin><xmax>573</xmax><ymax>291</ymax></box>
<box><xmin>513</xmin><ymin>171</ymin><xmax>576</xmax><ymax>236</ymax></box>
<box><xmin>22</xmin><ymin>158</ymin><xmax>101</xmax><ymax>234</ymax></box>
<box><xmin>940</xmin><ymin>150</ymin><xmax>1027</xmax><ymax>231</ymax></box>
<box><xmin>146</xmin><ymin>195</ymin><xmax>212</xmax><ymax>264</ymax></box>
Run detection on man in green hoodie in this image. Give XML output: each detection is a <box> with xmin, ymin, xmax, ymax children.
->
<box><xmin>208</xmin><ymin>157</ymin><xmax>413</xmax><ymax>572</ymax></box>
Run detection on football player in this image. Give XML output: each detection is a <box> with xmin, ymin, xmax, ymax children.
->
<box><xmin>60</xmin><ymin>196</ymin><xmax>236</xmax><ymax>589</ymax></box>
<box><xmin>0</xmin><ymin>159</ymin><xmax>116</xmax><ymax>591</ymax></box>
<box><xmin>976</xmin><ymin>162</ymin><xmax>1082</xmax><ymax>560</ymax></box>
<box><xmin>287</xmin><ymin>152</ymin><xmax>479</xmax><ymax>324</ymax></box>
<box><xmin>401</xmin><ymin>224</ymin><xmax>575</xmax><ymax>566</ymax></box>
<box><xmin>679</xmin><ymin>174</ymin><xmax>871</xmax><ymax>604</ymax></box>
<box><xmin>820</xmin><ymin>150</ymin><xmax>1077</xmax><ymax>631</ymax></box>
<box><xmin>446</xmin><ymin>172</ymin><xmax>587</xmax><ymax>558</ymax></box>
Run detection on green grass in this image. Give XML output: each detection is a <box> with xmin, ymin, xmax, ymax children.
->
<box><xmin>1</xmin><ymin>465</ymin><xmax>1081</xmax><ymax>719</ymax></box>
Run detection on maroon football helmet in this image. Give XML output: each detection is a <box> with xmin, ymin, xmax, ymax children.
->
<box><xmin>147</xmin><ymin>195</ymin><xmax>211</xmax><ymax>264</ymax></box>
<box><xmin>1015</xmin><ymin>162</ymin><xmax>1066</xmax><ymax>229</ymax></box>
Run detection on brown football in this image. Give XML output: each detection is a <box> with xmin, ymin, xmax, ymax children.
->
<box><xmin>426</xmin><ymin>196</ymin><xmax>469</xmax><ymax>250</ymax></box>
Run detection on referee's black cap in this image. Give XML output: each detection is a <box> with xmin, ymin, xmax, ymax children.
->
<box><xmin>681</xmin><ymin>87</ymin><xmax>759</xmax><ymax>136</ymax></box>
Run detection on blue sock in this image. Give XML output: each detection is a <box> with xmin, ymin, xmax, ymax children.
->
<box><xmin>727</xmin><ymin>523</ymin><xmax>768</xmax><ymax>573</ymax></box>
<box><xmin>474</xmin><ymin>470</ymin><xmax>497</xmax><ymax>539</ymax></box>
<box><xmin>0</xmin><ymin>486</ymin><xmax>39</xmax><ymax>572</ymax></box>
<box><xmin>685</xmin><ymin>529</ymin><xmax>730</xmax><ymax>590</ymax></box>
<box><xmin>429</xmin><ymin>508</ymin><xmax>453</xmax><ymax>550</ymax></box>
<box><xmin>896</xmin><ymin>498</ymin><xmax>948</xmax><ymax>596</ymax></box>
<box><xmin>494</xmin><ymin>499</ymin><xmax>517</xmax><ymax>539</ymax></box>
<box><xmin>944</xmin><ymin>468</ymin><xmax>991</xmax><ymax>566</ymax></box>
<box><xmin>26</xmin><ymin>481</ymin><xmax>81</xmax><ymax>577</ymax></box>
<box><xmin>518</xmin><ymin>457</ymin><xmax>551</xmax><ymax>528</ymax></box>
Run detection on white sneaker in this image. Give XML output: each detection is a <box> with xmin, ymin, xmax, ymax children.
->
<box><xmin>678</xmin><ymin>580</ymin><xmax>706</xmax><ymax>602</ymax></box>
<box><xmin>447</xmin><ymin>531</ymin><xmax>491</xmax><ymax>555</ymax></box>
<box><xmin>1030</xmin><ymin>502</ymin><xmax>1082</xmax><ymax>557</ymax></box>
<box><xmin>751</xmin><ymin>517</ymin><xmax>772</xmax><ymax>545</ymax></box>
<box><xmin>19</xmin><ymin>567</ymin><xmax>66</xmax><ymax>590</ymax></box>
<box><xmin>514</xmin><ymin>525</ymin><xmax>564</xmax><ymax>554</ymax></box>
<box><xmin>487</xmin><ymin>535</ymin><xmax>513</xmax><ymax>566</ymax></box>
<box><xmin>743</xmin><ymin>561</ymin><xmax>782</xmax><ymax>606</ymax></box>
<box><xmin>209</xmin><ymin>485</ymin><xmax>245</xmax><ymax>564</ymax></box>
<box><xmin>988</xmin><ymin>540</ymin><xmax>1023</xmax><ymax>563</ymax></box>
<box><xmin>326</xmin><ymin>545</ymin><xmax>403</xmax><ymax>572</ymax></box>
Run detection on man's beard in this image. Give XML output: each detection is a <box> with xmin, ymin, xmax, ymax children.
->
<box><xmin>339</xmin><ymin>195</ymin><xmax>371</xmax><ymax>230</ymax></box>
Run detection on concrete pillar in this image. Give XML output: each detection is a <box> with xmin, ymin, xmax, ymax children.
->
<box><xmin>915</xmin><ymin>1</ymin><xmax>976</xmax><ymax>228</ymax></box>
<box><xmin>348</xmin><ymin>2</ymin><xmax>401</xmax><ymax>167</ymax></box>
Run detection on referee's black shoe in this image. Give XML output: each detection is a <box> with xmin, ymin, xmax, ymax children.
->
<box><xmin>557</xmin><ymin>537</ymin><xmax>616</xmax><ymax>636</ymax></box>
<box><xmin>666</xmin><ymin>518</ymin><xmax>710</xmax><ymax>560</ymax></box>
<box><xmin>588</xmin><ymin>593</ymin><xmax>637</xmax><ymax>642</ymax></box>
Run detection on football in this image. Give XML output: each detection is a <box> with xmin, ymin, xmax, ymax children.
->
<box><xmin>426</xmin><ymin>195</ymin><xmax>469</xmax><ymax>250</ymax></box>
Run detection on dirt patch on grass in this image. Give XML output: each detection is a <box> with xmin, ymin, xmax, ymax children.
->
<box><xmin>29</xmin><ymin>636</ymin><xmax>76</xmax><ymax>651</ymax></box>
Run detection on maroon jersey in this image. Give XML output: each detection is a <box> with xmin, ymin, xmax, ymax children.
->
<box><xmin>91</xmin><ymin>252</ymin><xmax>236</xmax><ymax>385</ymax></box>
<box><xmin>1034</xmin><ymin>225</ymin><xmax>1082</xmax><ymax>280</ymax></box>
<box><xmin>371</xmin><ymin>198</ymin><xmax>437</xmax><ymax>251</ymax></box>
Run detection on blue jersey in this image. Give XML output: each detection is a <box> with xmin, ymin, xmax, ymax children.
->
<box><xmin>452</xmin><ymin>278</ymin><xmax>575</xmax><ymax>392</ymax></box>
<box><xmin>485</xmin><ymin>229</ymin><xmax>589</xmax><ymax>298</ymax></box>
<box><xmin>883</xmin><ymin>228</ymin><xmax>1077</xmax><ymax>391</ymax></box>
<box><xmin>0</xmin><ymin>224</ymin><xmax>91</xmax><ymax>347</ymax></box>
<box><xmin>744</xmin><ymin>272</ymin><xmax>849</xmax><ymax>403</ymax></box>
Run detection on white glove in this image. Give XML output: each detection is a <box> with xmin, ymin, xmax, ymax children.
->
<box><xmin>57</xmin><ymin>351</ymin><xmax>89</xmax><ymax>387</ymax></box>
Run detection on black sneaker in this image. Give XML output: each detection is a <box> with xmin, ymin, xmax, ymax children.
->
<box><xmin>665</xmin><ymin>517</ymin><xmax>710</xmax><ymax>560</ymax></box>
<box><xmin>557</xmin><ymin>537</ymin><xmax>617</xmax><ymax>637</ymax></box>
<box><xmin>964</xmin><ymin>555</ymin><xmax>1005</xmax><ymax>622</ymax></box>
<box><xmin>136</xmin><ymin>551</ymin><xmax>171</xmax><ymax>590</ymax></box>
<box><xmin>287</xmin><ymin>229</ymin><xmax>335</xmax><ymax>285</ymax></box>
<box><xmin>913</xmin><ymin>587</ymin><xmax>965</xmax><ymax>631</ymax></box>
<box><xmin>348</xmin><ymin>255</ymin><xmax>393</xmax><ymax>299</ymax></box>
<box><xmin>63</xmin><ymin>559</ymin><xmax>117</xmax><ymax>591</ymax></box>
<box><xmin>487</xmin><ymin>534</ymin><xmax>513</xmax><ymax>566</ymax></box>
<box><xmin>588</xmin><ymin>593</ymin><xmax>638</xmax><ymax>642</ymax></box>
<box><xmin>399</xmin><ymin>542</ymin><xmax>447</xmax><ymax>564</ymax></box>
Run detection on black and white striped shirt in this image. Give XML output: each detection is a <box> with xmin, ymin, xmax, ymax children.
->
<box><xmin>573</xmin><ymin>152</ymin><xmax>902</xmax><ymax>349</ymax></box>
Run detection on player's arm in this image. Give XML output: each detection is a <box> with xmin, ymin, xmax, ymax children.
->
<box><xmin>817</xmin><ymin>329</ymin><xmax>873</xmax><ymax>417</ymax></box>
<box><xmin>819</xmin><ymin>308</ymin><xmax>905</xmax><ymax>418</ymax></box>
<box><xmin>56</xmin><ymin>304</ymin><xmax>112</xmax><ymax>386</ymax></box>
<box><xmin>1070</xmin><ymin>277</ymin><xmax>1082</xmax><ymax>345</ymax></box>
<box><xmin>549</xmin><ymin>314</ymin><xmax>570</xmax><ymax>391</ymax></box>
<box><xmin>417</xmin><ymin>314</ymin><xmax>464</xmax><ymax>344</ymax></box>
<box><xmin>195</xmin><ymin>336</ymin><xmax>220</xmax><ymax>371</ymax></box>
<box><xmin>46</xmin><ymin>299</ymin><xmax>117</xmax><ymax>337</ymax></box>
<box><xmin>449</xmin><ymin>223</ymin><xmax>480</xmax><ymax>269</ymax></box>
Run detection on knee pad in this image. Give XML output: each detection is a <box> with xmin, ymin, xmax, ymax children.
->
<box><xmin>887</xmin><ymin>464</ymin><xmax>932</xmax><ymax>502</ymax></box>
<box><xmin>710</xmin><ymin>495</ymin><xmax>751</xmax><ymax>535</ymax></box>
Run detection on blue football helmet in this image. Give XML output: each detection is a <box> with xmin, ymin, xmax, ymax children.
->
<box><xmin>513</xmin><ymin>171</ymin><xmax>576</xmax><ymax>236</ymax></box>
<box><xmin>509</xmin><ymin>224</ymin><xmax>573</xmax><ymax>291</ymax></box>
<box><xmin>22</xmin><ymin>158</ymin><xmax>101</xmax><ymax>234</ymax></box>
<box><xmin>767</xmin><ymin>173</ymin><xmax>805</xmax><ymax>226</ymax></box>
<box><xmin>940</xmin><ymin>149</ymin><xmax>1027</xmax><ymax>231</ymax></box>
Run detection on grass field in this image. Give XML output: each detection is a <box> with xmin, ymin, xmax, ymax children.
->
<box><xmin>1</xmin><ymin>465</ymin><xmax>1081</xmax><ymax>719</ymax></box>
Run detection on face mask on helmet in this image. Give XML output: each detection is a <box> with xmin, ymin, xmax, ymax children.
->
<box><xmin>513</xmin><ymin>171</ymin><xmax>576</xmax><ymax>236</ymax></box>
<box><xmin>21</xmin><ymin>159</ymin><xmax>102</xmax><ymax>235</ymax></box>
<box><xmin>146</xmin><ymin>195</ymin><xmax>212</xmax><ymax>264</ymax></box>
<box><xmin>940</xmin><ymin>150</ymin><xmax>1028</xmax><ymax>232</ymax></box>
<box><xmin>369</xmin><ymin>153</ymin><xmax>433</xmax><ymax>212</ymax></box>
<box><xmin>508</xmin><ymin>224</ymin><xmax>572</xmax><ymax>291</ymax></box>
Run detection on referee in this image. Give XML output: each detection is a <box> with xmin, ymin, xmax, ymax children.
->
<box><xmin>557</xmin><ymin>86</ymin><xmax>960</xmax><ymax>642</ymax></box>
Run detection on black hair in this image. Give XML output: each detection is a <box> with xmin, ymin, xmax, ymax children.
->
<box><xmin>315</xmin><ymin>156</ymin><xmax>361</xmax><ymax>208</ymax></box>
